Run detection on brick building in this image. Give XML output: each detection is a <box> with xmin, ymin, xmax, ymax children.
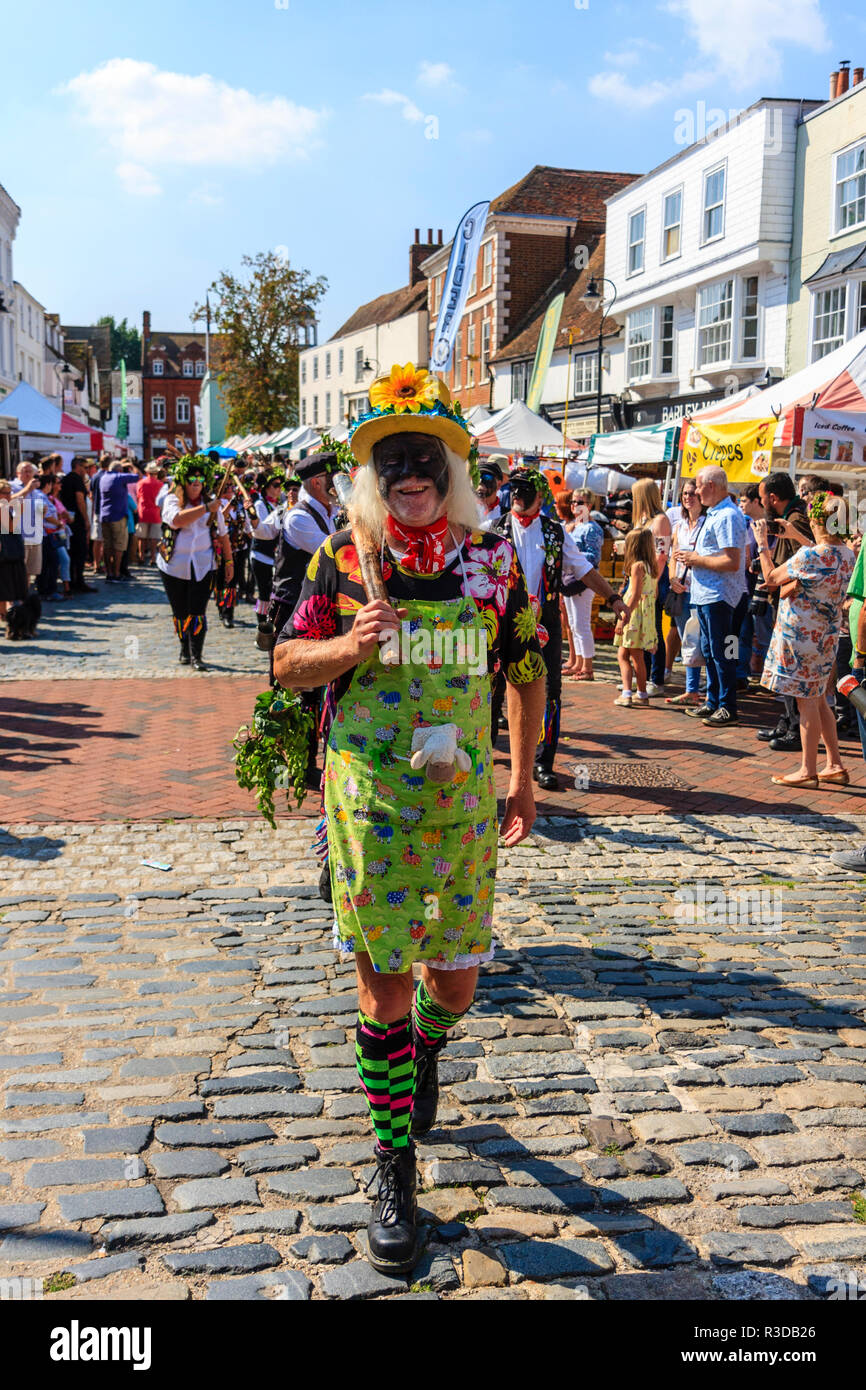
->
<box><xmin>421</xmin><ymin>166</ymin><xmax>637</xmax><ymax>410</ymax></box>
<box><xmin>141</xmin><ymin>310</ymin><xmax>212</xmax><ymax>458</ymax></box>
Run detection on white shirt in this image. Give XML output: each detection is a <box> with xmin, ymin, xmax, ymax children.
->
<box><xmin>508</xmin><ymin>513</ymin><xmax>592</xmax><ymax>600</ymax></box>
<box><xmin>156</xmin><ymin>493</ymin><xmax>228</xmax><ymax>581</ymax></box>
<box><xmin>282</xmin><ymin>487</ymin><xmax>335</xmax><ymax>554</ymax></box>
<box><xmin>10</xmin><ymin>482</ymin><xmax>46</xmax><ymax>544</ymax></box>
<box><xmin>250</xmin><ymin>496</ymin><xmax>278</xmax><ymax>565</ymax></box>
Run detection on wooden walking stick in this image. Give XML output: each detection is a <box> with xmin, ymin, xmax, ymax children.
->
<box><xmin>333</xmin><ymin>472</ymin><xmax>400</xmax><ymax>667</ymax></box>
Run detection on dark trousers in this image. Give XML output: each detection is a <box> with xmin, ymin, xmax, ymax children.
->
<box><xmin>252</xmin><ymin>559</ymin><xmax>274</xmax><ymax>617</ymax></box>
<box><xmin>69</xmin><ymin>518</ymin><xmax>87</xmax><ymax>590</ymax></box>
<box><xmin>696</xmin><ymin>600</ymin><xmax>739</xmax><ymax>715</ymax></box>
<box><xmin>160</xmin><ymin>569</ymin><xmax>212</xmax><ymax>646</ymax></box>
<box><xmin>491</xmin><ymin>609</ymin><xmax>562</xmax><ymax>771</ymax></box>
<box><xmin>36</xmin><ymin>534</ymin><xmax>60</xmax><ymax>597</ymax></box>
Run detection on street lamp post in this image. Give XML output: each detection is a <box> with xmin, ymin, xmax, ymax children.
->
<box><xmin>581</xmin><ymin>276</ymin><xmax>618</xmax><ymax>435</ymax></box>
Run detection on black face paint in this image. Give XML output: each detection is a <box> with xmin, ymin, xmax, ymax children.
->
<box><xmin>372</xmin><ymin>434</ymin><xmax>449</xmax><ymax>500</ymax></box>
<box><xmin>510</xmin><ymin>480</ymin><xmax>538</xmax><ymax>506</ymax></box>
<box><xmin>477</xmin><ymin>471</ymin><xmax>499</xmax><ymax>497</ymax></box>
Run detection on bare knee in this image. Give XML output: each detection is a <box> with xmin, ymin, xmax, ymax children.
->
<box><xmin>422</xmin><ymin>965</ymin><xmax>478</xmax><ymax>1015</ymax></box>
<box><xmin>355</xmin><ymin>958</ymin><xmax>414</xmax><ymax>1023</ymax></box>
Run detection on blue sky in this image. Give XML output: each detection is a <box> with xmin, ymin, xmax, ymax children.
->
<box><xmin>3</xmin><ymin>0</ymin><xmax>864</xmax><ymax>341</ymax></box>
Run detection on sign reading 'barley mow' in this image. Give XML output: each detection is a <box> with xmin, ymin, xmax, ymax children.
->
<box><xmin>680</xmin><ymin>417</ymin><xmax>776</xmax><ymax>484</ymax></box>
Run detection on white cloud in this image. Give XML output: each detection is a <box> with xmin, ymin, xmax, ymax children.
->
<box><xmin>602</xmin><ymin>39</ymin><xmax>663</xmax><ymax>67</ymax></box>
<box><xmin>61</xmin><ymin>58</ymin><xmax>325</xmax><ymax>195</ymax></box>
<box><xmin>664</xmin><ymin>0</ymin><xmax>829</xmax><ymax>88</ymax></box>
<box><xmin>363</xmin><ymin>88</ymin><xmax>425</xmax><ymax>123</ymax></box>
<box><xmin>588</xmin><ymin>71</ymin><xmax>671</xmax><ymax>110</ymax></box>
<box><xmin>115</xmin><ymin>162</ymin><xmax>162</xmax><ymax>197</ymax></box>
<box><xmin>418</xmin><ymin>61</ymin><xmax>455</xmax><ymax>89</ymax></box>
<box><xmin>188</xmin><ymin>182</ymin><xmax>223</xmax><ymax>208</ymax></box>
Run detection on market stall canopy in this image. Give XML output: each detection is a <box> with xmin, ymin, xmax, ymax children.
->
<box><xmin>587</xmin><ymin>419</ymin><xmax>680</xmax><ymax>468</ymax></box>
<box><xmin>475</xmin><ymin>400</ymin><xmax>580</xmax><ymax>454</ymax></box>
<box><xmin>465</xmin><ymin>404</ymin><xmax>492</xmax><ymax>431</ymax></box>
<box><xmin>565</xmin><ymin>460</ymin><xmax>639</xmax><ymax>495</ymax></box>
<box><xmin>687</xmin><ymin>328</ymin><xmax>866</xmax><ymax>446</ymax></box>
<box><xmin>288</xmin><ymin>426</ymin><xmax>324</xmax><ymax>459</ymax></box>
<box><xmin>0</xmin><ymin>380</ymin><xmax>103</xmax><ymax>452</ymax></box>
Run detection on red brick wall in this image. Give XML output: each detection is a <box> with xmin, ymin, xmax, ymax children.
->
<box><xmin>143</xmin><ymin>377</ymin><xmax>202</xmax><ymax>457</ymax></box>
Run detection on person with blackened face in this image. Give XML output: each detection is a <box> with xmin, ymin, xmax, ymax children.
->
<box><xmin>491</xmin><ymin>467</ymin><xmax>628</xmax><ymax>789</ymax></box>
<box><xmin>274</xmin><ymin>364</ymin><xmax>547</xmax><ymax>1279</ymax></box>
<box><xmin>475</xmin><ymin>455</ymin><xmax>506</xmax><ymax>525</ymax></box>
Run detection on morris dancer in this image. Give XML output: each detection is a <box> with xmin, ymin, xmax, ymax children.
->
<box><xmin>213</xmin><ymin>471</ymin><xmax>251</xmax><ymax>629</ymax></box>
<box><xmin>274</xmin><ymin>363</ymin><xmax>546</xmax><ymax>1275</ymax></box>
<box><xmin>249</xmin><ymin>469</ymin><xmax>285</xmax><ymax>640</ymax></box>
<box><xmin>157</xmin><ymin>454</ymin><xmax>231</xmax><ymax>671</ymax></box>
<box><xmin>492</xmin><ymin>467</ymin><xmax>627</xmax><ymax>789</ymax></box>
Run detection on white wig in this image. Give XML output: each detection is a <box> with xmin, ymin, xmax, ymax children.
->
<box><xmin>347</xmin><ymin>446</ymin><xmax>483</xmax><ymax>545</ymax></box>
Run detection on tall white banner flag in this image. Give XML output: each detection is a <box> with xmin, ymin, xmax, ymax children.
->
<box><xmin>430</xmin><ymin>201</ymin><xmax>490</xmax><ymax>373</ymax></box>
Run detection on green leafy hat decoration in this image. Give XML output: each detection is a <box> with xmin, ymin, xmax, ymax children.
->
<box><xmin>510</xmin><ymin>465</ymin><xmax>555</xmax><ymax>510</ymax></box>
<box><xmin>170</xmin><ymin>453</ymin><xmax>219</xmax><ymax>490</ymax></box>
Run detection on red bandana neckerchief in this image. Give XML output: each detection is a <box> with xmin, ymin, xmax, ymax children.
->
<box><xmin>513</xmin><ymin>506</ymin><xmax>542</xmax><ymax>529</ymax></box>
<box><xmin>385</xmin><ymin>513</ymin><xmax>449</xmax><ymax>574</ymax></box>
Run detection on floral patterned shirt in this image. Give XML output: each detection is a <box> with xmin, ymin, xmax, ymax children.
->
<box><xmin>277</xmin><ymin>526</ymin><xmax>545</xmax><ymax>703</ymax></box>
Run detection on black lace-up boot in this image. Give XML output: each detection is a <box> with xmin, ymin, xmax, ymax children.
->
<box><xmin>411</xmin><ymin>1038</ymin><xmax>440</xmax><ymax>1138</ymax></box>
<box><xmin>365</xmin><ymin>1142</ymin><xmax>418</xmax><ymax>1275</ymax></box>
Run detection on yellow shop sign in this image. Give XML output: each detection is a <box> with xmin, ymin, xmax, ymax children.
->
<box><xmin>680</xmin><ymin>418</ymin><xmax>776</xmax><ymax>483</ymax></box>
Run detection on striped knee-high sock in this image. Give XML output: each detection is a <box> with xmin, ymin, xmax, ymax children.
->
<box><xmin>412</xmin><ymin>979</ymin><xmax>468</xmax><ymax>1053</ymax></box>
<box><xmin>355</xmin><ymin>1012</ymin><xmax>415</xmax><ymax>1151</ymax></box>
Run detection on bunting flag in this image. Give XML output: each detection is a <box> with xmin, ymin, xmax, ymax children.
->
<box><xmin>527</xmin><ymin>293</ymin><xmax>565</xmax><ymax>414</ymax></box>
<box><xmin>117</xmin><ymin>358</ymin><xmax>129</xmax><ymax>441</ymax></box>
<box><xmin>430</xmin><ymin>201</ymin><xmax>490</xmax><ymax>373</ymax></box>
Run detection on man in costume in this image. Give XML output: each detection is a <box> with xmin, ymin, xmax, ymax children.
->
<box><xmin>492</xmin><ymin>466</ymin><xmax>627</xmax><ymax>790</ymax></box>
<box><xmin>475</xmin><ymin>455</ymin><xmax>506</xmax><ymax>526</ymax></box>
<box><xmin>274</xmin><ymin>364</ymin><xmax>546</xmax><ymax>1275</ymax></box>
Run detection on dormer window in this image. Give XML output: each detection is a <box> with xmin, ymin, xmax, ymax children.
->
<box><xmin>152</xmin><ymin>358</ymin><xmax>164</xmax><ymax>376</ymax></box>
<box><xmin>195</xmin><ymin>360</ymin><xmax>206</xmax><ymax>377</ymax></box>
<box><xmin>182</xmin><ymin>359</ymin><xmax>194</xmax><ymax>377</ymax></box>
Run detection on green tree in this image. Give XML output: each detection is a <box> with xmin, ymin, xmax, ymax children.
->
<box><xmin>96</xmin><ymin>315</ymin><xmax>142</xmax><ymax>370</ymax></box>
<box><xmin>195</xmin><ymin>251</ymin><xmax>327</xmax><ymax>435</ymax></box>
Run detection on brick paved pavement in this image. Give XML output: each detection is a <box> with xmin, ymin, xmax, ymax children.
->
<box><xmin>0</xmin><ymin>819</ymin><xmax>864</xmax><ymax>1302</ymax></box>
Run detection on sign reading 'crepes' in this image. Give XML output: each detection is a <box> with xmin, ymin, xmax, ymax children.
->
<box><xmin>680</xmin><ymin>417</ymin><xmax>776</xmax><ymax>483</ymax></box>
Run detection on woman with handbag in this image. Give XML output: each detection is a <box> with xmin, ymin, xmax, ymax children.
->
<box><xmin>754</xmin><ymin>492</ymin><xmax>855</xmax><ymax>789</ymax></box>
<box><xmin>157</xmin><ymin>455</ymin><xmax>231</xmax><ymax>671</ymax></box>
<box><xmin>665</xmin><ymin>481</ymin><xmax>706</xmax><ymax>707</ymax></box>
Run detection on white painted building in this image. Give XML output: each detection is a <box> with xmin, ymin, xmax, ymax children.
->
<box><xmin>602</xmin><ymin>99</ymin><xmax>822</xmax><ymax>428</ymax></box>
<box><xmin>0</xmin><ymin>180</ymin><xmax>21</xmax><ymax>401</ymax></box>
<box><xmin>14</xmin><ymin>282</ymin><xmax>47</xmax><ymax>392</ymax></box>
<box><xmin>299</xmin><ymin>234</ymin><xmax>438</xmax><ymax>430</ymax></box>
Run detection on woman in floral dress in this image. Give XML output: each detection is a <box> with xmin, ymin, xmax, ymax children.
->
<box><xmin>755</xmin><ymin>491</ymin><xmax>855</xmax><ymax>788</ymax></box>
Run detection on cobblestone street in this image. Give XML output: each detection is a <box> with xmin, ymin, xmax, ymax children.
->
<box><xmin>1</xmin><ymin>816</ymin><xmax>866</xmax><ymax>1302</ymax></box>
<box><xmin>2</xmin><ymin>574</ymin><xmax>866</xmax><ymax>1302</ymax></box>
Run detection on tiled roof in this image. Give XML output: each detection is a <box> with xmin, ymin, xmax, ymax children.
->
<box><xmin>332</xmin><ymin>281</ymin><xmax>427</xmax><ymax>340</ymax></box>
<box><xmin>491</xmin><ymin>237</ymin><xmax>618</xmax><ymax>363</ymax></box>
<box><xmin>490</xmin><ymin>165</ymin><xmax>638</xmax><ymax>220</ymax></box>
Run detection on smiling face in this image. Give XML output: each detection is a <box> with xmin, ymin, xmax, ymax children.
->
<box><xmin>372</xmin><ymin>433</ymin><xmax>449</xmax><ymax>527</ymax></box>
<box><xmin>184</xmin><ymin>479</ymin><xmax>204</xmax><ymax>503</ymax></box>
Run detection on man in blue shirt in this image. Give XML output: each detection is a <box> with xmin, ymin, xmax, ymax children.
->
<box><xmin>671</xmin><ymin>465</ymin><xmax>747</xmax><ymax>726</ymax></box>
<box><xmin>99</xmin><ymin>461</ymin><xmax>131</xmax><ymax>583</ymax></box>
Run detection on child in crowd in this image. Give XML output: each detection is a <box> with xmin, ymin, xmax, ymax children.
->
<box><xmin>613</xmin><ymin>526</ymin><xmax>658</xmax><ymax>708</ymax></box>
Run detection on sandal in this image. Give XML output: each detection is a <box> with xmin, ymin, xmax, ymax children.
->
<box><xmin>770</xmin><ymin>773</ymin><xmax>819</xmax><ymax>789</ymax></box>
<box><xmin>575</xmin><ymin>672</ymin><xmax>594</xmax><ymax>681</ymax></box>
<box><xmin>666</xmin><ymin>692</ymin><xmax>702</xmax><ymax>706</ymax></box>
<box><xmin>818</xmin><ymin>769</ymin><xmax>850</xmax><ymax>785</ymax></box>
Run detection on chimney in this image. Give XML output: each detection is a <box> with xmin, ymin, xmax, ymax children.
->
<box><xmin>838</xmin><ymin>60</ymin><xmax>851</xmax><ymax>95</ymax></box>
<box><xmin>830</xmin><ymin>70</ymin><xmax>839</xmax><ymax>100</ymax></box>
<box><xmin>437</xmin><ymin>229</ymin><xmax>443</xmax><ymax>244</ymax></box>
<box><xmin>409</xmin><ymin>231</ymin><xmax>442</xmax><ymax>286</ymax></box>
<box><xmin>854</xmin><ymin>67</ymin><xmax>864</xmax><ymax>87</ymax></box>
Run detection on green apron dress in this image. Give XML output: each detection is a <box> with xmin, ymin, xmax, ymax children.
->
<box><xmin>325</xmin><ymin>546</ymin><xmax>498</xmax><ymax>974</ymax></box>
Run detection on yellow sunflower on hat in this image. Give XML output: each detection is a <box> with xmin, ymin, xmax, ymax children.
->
<box><xmin>369</xmin><ymin>363</ymin><xmax>443</xmax><ymax>415</ymax></box>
